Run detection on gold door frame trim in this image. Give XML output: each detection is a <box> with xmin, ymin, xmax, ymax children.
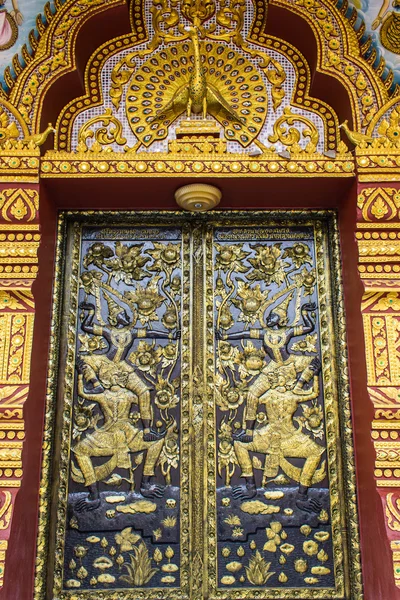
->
<box><xmin>33</xmin><ymin>210</ymin><xmax>362</xmax><ymax>600</ymax></box>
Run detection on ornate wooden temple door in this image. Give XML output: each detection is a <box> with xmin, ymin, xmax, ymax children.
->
<box><xmin>38</xmin><ymin>210</ymin><xmax>361</xmax><ymax>600</ymax></box>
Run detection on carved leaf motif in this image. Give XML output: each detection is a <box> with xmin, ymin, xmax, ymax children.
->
<box><xmin>115</xmin><ymin>527</ymin><xmax>141</xmax><ymax>552</ymax></box>
<box><xmin>371</xmin><ymin>196</ymin><xmax>389</xmax><ymax>219</ymax></box>
<box><xmin>377</xmin><ymin>118</ymin><xmax>389</xmax><ymax>137</ymax></box>
<box><xmin>10</xmin><ymin>197</ymin><xmax>28</xmax><ymax>220</ymax></box>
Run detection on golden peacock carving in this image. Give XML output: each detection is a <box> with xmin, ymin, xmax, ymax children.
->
<box><xmin>125</xmin><ymin>26</ymin><xmax>268</xmax><ymax>148</ymax></box>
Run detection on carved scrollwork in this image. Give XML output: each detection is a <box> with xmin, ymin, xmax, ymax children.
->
<box><xmin>181</xmin><ymin>0</ymin><xmax>215</xmax><ymax>25</ymax></box>
<box><xmin>77</xmin><ymin>109</ymin><xmax>127</xmax><ymax>152</ymax></box>
<box><xmin>268</xmin><ymin>107</ymin><xmax>320</xmax><ymax>153</ymax></box>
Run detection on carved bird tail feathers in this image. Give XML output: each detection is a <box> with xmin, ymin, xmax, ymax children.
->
<box><xmin>125</xmin><ymin>43</ymin><xmax>268</xmax><ymax>147</ymax></box>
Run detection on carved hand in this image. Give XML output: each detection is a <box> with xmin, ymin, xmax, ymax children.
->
<box><xmin>310</xmin><ymin>357</ymin><xmax>322</xmax><ymax>374</ymax></box>
<box><xmin>143</xmin><ymin>428</ymin><xmax>166</xmax><ymax>442</ymax></box>
<box><xmin>79</xmin><ymin>301</ymin><xmax>95</xmax><ymax>311</ymax></box>
<box><xmin>215</xmin><ymin>327</ymin><xmax>224</xmax><ymax>340</ymax></box>
<box><xmin>233</xmin><ymin>429</ymin><xmax>253</xmax><ymax>443</ymax></box>
<box><xmin>302</xmin><ymin>302</ymin><xmax>317</xmax><ymax>312</ymax></box>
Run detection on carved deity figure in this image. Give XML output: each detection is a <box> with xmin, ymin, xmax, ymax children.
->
<box><xmin>73</xmin><ymin>370</ymin><xmax>165</xmax><ymax>511</ymax></box>
<box><xmin>79</xmin><ymin>293</ymin><xmax>178</xmax><ymax>431</ymax></box>
<box><xmin>216</xmin><ymin>294</ymin><xmax>324</xmax><ymax>512</ymax></box>
<box><xmin>217</xmin><ymin>295</ymin><xmax>317</xmax><ymax>433</ymax></box>
<box><xmin>233</xmin><ymin>360</ymin><xmax>324</xmax><ymax>513</ymax></box>
<box><xmin>74</xmin><ymin>293</ymin><xmax>180</xmax><ymax>509</ymax></box>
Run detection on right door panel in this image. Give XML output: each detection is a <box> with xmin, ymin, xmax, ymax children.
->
<box><xmin>204</xmin><ymin>216</ymin><xmax>361</xmax><ymax>599</ymax></box>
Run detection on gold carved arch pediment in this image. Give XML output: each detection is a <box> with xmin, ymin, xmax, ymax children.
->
<box><xmin>0</xmin><ymin>0</ymin><xmax>395</xmax><ymax>141</ymax></box>
<box><xmin>270</xmin><ymin>0</ymin><xmax>391</xmax><ymax>131</ymax></box>
<box><xmin>54</xmin><ymin>27</ymin><xmax>341</xmax><ymax>156</ymax></box>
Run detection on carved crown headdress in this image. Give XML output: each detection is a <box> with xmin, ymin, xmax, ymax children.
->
<box><xmin>271</xmin><ymin>292</ymin><xmax>294</xmax><ymax>325</ymax></box>
<box><xmin>103</xmin><ymin>291</ymin><xmax>124</xmax><ymax>326</ymax></box>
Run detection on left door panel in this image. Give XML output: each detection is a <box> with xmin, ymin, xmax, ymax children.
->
<box><xmin>46</xmin><ymin>220</ymin><xmax>190</xmax><ymax>599</ymax></box>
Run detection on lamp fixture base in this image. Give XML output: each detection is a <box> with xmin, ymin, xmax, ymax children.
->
<box><xmin>174</xmin><ymin>183</ymin><xmax>222</xmax><ymax>212</ymax></box>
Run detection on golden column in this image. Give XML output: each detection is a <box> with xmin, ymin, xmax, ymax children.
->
<box><xmin>0</xmin><ymin>146</ymin><xmax>40</xmax><ymax>585</ymax></box>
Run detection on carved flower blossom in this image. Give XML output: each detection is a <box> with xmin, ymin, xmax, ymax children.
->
<box><xmin>159</xmin><ymin>430</ymin><xmax>179</xmax><ymax>485</ymax></box>
<box><xmin>290</xmin><ymin>333</ymin><xmax>317</xmax><ymax>353</ymax></box>
<box><xmin>130</xmin><ymin>341</ymin><xmax>161</xmax><ymax>374</ymax></box>
<box><xmin>162</xmin><ymin>305</ymin><xmax>178</xmax><ymax>329</ymax></box>
<box><xmin>160</xmin><ymin>342</ymin><xmax>177</xmax><ymax>367</ymax></box>
<box><xmin>0</xmin><ymin>291</ymin><xmax>23</xmax><ymax>310</ymax></box>
<box><xmin>147</xmin><ymin>242</ymin><xmax>180</xmax><ymax>271</ymax></box>
<box><xmin>83</xmin><ymin>242</ymin><xmax>114</xmax><ymax>269</ymax></box>
<box><xmin>124</xmin><ymin>278</ymin><xmax>164</xmax><ymax>323</ymax></box>
<box><xmin>215</xmin><ymin>243</ymin><xmax>250</xmax><ymax>273</ymax></box>
<box><xmin>232</xmin><ymin>281</ymin><xmax>269</xmax><ymax>324</ymax></box>
<box><xmin>216</xmin><ymin>301</ymin><xmax>234</xmax><ymax>329</ymax></box>
<box><xmin>106</xmin><ymin>241</ymin><xmax>150</xmax><ymax>283</ymax></box>
<box><xmin>237</xmin><ymin>341</ymin><xmax>265</xmax><ymax>376</ymax></box>
<box><xmin>78</xmin><ymin>333</ymin><xmax>107</xmax><ymax>353</ymax></box>
<box><xmin>282</xmin><ymin>243</ymin><xmax>313</xmax><ymax>269</ymax></box>
<box><xmin>248</xmin><ymin>244</ymin><xmax>288</xmax><ymax>284</ymax></box>
<box><xmin>80</xmin><ymin>270</ymin><xmax>103</xmax><ymax>294</ymax></box>
<box><xmin>154</xmin><ymin>376</ymin><xmax>179</xmax><ymax>410</ymax></box>
<box><xmin>294</xmin><ymin>558</ymin><xmax>308</xmax><ymax>573</ymax></box>
<box><xmin>115</xmin><ymin>528</ymin><xmax>141</xmax><ymax>552</ymax></box>
<box><xmin>216</xmin><ymin>342</ymin><xmax>240</xmax><ymax>372</ymax></box>
<box><xmin>293</xmin><ymin>267</ymin><xmax>316</xmax><ymax>296</ymax></box>
<box><xmin>375</xmin><ymin>292</ymin><xmax>400</xmax><ymax>311</ymax></box>
<box><xmin>295</xmin><ymin>404</ymin><xmax>324</xmax><ymax>440</ymax></box>
<box><xmin>215</xmin><ymin>374</ymin><xmax>246</xmax><ymax>411</ymax></box>
<box><xmin>303</xmin><ymin>540</ymin><xmax>319</xmax><ymax>556</ymax></box>
<box><xmin>73</xmin><ymin>400</ymin><xmax>98</xmax><ymax>440</ymax></box>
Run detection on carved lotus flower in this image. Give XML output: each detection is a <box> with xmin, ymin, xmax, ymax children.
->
<box><xmin>303</xmin><ymin>405</ymin><xmax>323</xmax><ymax>429</ymax></box>
<box><xmin>282</xmin><ymin>243</ymin><xmax>312</xmax><ymax>269</ymax></box>
<box><xmin>162</xmin><ymin>306</ymin><xmax>178</xmax><ymax>329</ymax></box>
<box><xmin>219</xmin><ymin>305</ymin><xmax>234</xmax><ymax>329</ymax></box>
<box><xmin>83</xmin><ymin>242</ymin><xmax>114</xmax><ymax>269</ymax></box>
<box><xmin>124</xmin><ymin>278</ymin><xmax>164</xmax><ymax>321</ymax></box>
<box><xmin>225</xmin><ymin>389</ymin><xmax>244</xmax><ymax>410</ymax></box>
<box><xmin>130</xmin><ymin>341</ymin><xmax>161</xmax><ymax>374</ymax></box>
<box><xmin>248</xmin><ymin>244</ymin><xmax>287</xmax><ymax>285</ymax></box>
<box><xmin>215</xmin><ymin>243</ymin><xmax>250</xmax><ymax>273</ymax></box>
<box><xmin>238</xmin><ymin>342</ymin><xmax>265</xmax><ymax>375</ymax></box>
<box><xmin>294</xmin><ymin>558</ymin><xmax>308</xmax><ymax>573</ymax></box>
<box><xmin>154</xmin><ymin>376</ymin><xmax>179</xmax><ymax>411</ymax></box>
<box><xmin>232</xmin><ymin>281</ymin><xmax>269</xmax><ymax>324</ymax></box>
<box><xmin>170</xmin><ymin>275</ymin><xmax>181</xmax><ymax>293</ymax></box>
<box><xmin>148</xmin><ymin>242</ymin><xmax>180</xmax><ymax>271</ymax></box>
<box><xmin>80</xmin><ymin>269</ymin><xmax>103</xmax><ymax>294</ymax></box>
<box><xmin>303</xmin><ymin>540</ymin><xmax>319</xmax><ymax>556</ymax></box>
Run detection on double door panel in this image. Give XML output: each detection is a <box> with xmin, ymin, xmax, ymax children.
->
<box><xmin>40</xmin><ymin>213</ymin><xmax>361</xmax><ymax>599</ymax></box>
